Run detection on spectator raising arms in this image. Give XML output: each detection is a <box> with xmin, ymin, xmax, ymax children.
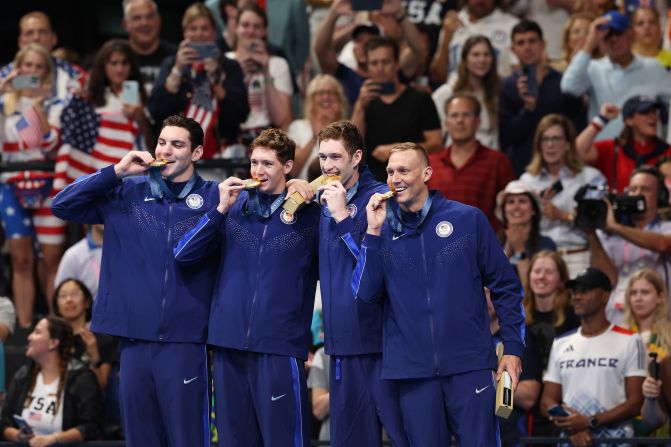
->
<box><xmin>0</xmin><ymin>317</ymin><xmax>102</xmax><ymax>445</ymax></box>
<box><xmin>552</xmin><ymin>13</ymin><xmax>596</xmax><ymax>73</ymax></box>
<box><xmin>0</xmin><ymin>43</ymin><xmax>65</xmax><ymax>327</ymax></box>
<box><xmin>149</xmin><ymin>2</ymin><xmax>248</xmax><ymax>157</ymax></box>
<box><xmin>432</xmin><ymin>35</ymin><xmax>499</xmax><ymax>150</ymax></box>
<box><xmin>560</xmin><ymin>10</ymin><xmax>671</xmax><ymax>139</ymax></box>
<box><xmin>288</xmin><ymin>75</ymin><xmax>349</xmax><ymax>180</ymax></box>
<box><xmin>576</xmin><ymin>97</ymin><xmax>671</xmax><ymax>193</ymax></box>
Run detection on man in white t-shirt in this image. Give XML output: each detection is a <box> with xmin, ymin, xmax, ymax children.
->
<box><xmin>541</xmin><ymin>267</ymin><xmax>646</xmax><ymax>447</ymax></box>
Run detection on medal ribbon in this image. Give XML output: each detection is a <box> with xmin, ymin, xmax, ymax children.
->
<box><xmin>148</xmin><ymin>167</ymin><xmax>197</xmax><ymax>200</ymax></box>
<box><xmin>245</xmin><ymin>189</ymin><xmax>287</xmax><ymax>218</ymax></box>
<box><xmin>386</xmin><ymin>191</ymin><xmax>435</xmax><ymax>237</ymax></box>
<box><xmin>320</xmin><ymin>181</ymin><xmax>359</xmax><ymax>217</ymax></box>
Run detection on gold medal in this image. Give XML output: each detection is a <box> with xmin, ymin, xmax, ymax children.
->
<box><xmin>244</xmin><ymin>178</ymin><xmax>262</xmax><ymax>189</ymax></box>
<box><xmin>149</xmin><ymin>159</ymin><xmax>171</xmax><ymax>167</ymax></box>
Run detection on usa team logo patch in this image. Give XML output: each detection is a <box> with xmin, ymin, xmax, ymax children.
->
<box><xmin>280</xmin><ymin>209</ymin><xmax>296</xmax><ymax>225</ymax></box>
<box><xmin>186</xmin><ymin>194</ymin><xmax>204</xmax><ymax>210</ymax></box>
<box><xmin>436</xmin><ymin>221</ymin><xmax>453</xmax><ymax>238</ymax></box>
<box><xmin>347</xmin><ymin>204</ymin><xmax>357</xmax><ymax>218</ymax></box>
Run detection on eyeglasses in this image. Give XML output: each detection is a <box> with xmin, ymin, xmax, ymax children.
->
<box><xmin>541</xmin><ymin>135</ymin><xmax>566</xmax><ymax>144</ymax></box>
<box><xmin>314</xmin><ymin>89</ymin><xmax>338</xmax><ymax>97</ymax></box>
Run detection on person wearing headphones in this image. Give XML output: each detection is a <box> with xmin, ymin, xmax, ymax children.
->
<box><xmin>587</xmin><ymin>165</ymin><xmax>671</xmax><ymax>326</ymax></box>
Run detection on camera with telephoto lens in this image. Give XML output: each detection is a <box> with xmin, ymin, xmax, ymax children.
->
<box><xmin>574</xmin><ymin>184</ymin><xmax>646</xmax><ymax>229</ymax></box>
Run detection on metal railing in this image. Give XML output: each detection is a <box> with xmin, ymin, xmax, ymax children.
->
<box><xmin>0</xmin><ymin>158</ymin><xmax>251</xmax><ymax>174</ymax></box>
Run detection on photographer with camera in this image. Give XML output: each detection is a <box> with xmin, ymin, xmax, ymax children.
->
<box><xmin>576</xmin><ymin>96</ymin><xmax>671</xmax><ymax>193</ymax></box>
<box><xmin>583</xmin><ymin>166</ymin><xmax>671</xmax><ymax>326</ymax></box>
<box><xmin>149</xmin><ymin>2</ymin><xmax>248</xmax><ymax>158</ymax></box>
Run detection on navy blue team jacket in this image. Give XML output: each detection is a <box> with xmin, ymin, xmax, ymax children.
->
<box><xmin>52</xmin><ymin>165</ymin><xmax>221</xmax><ymax>343</ymax></box>
<box><xmin>352</xmin><ymin>192</ymin><xmax>525</xmax><ymax>379</ymax></box>
<box><xmin>174</xmin><ymin>191</ymin><xmax>320</xmax><ymax>360</ymax></box>
<box><xmin>319</xmin><ymin>166</ymin><xmax>389</xmax><ymax>356</ymax></box>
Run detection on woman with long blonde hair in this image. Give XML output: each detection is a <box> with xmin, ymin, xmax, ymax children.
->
<box><xmin>624</xmin><ymin>268</ymin><xmax>671</xmax><ymax>358</ymax></box>
<box><xmin>288</xmin><ymin>74</ymin><xmax>349</xmax><ymax>179</ymax></box>
<box><xmin>521</xmin><ymin>114</ymin><xmax>605</xmax><ymax>277</ymax></box>
<box><xmin>0</xmin><ymin>43</ymin><xmax>63</xmax><ymax>327</ymax></box>
<box><xmin>432</xmin><ymin>35</ymin><xmax>499</xmax><ymax>150</ymax></box>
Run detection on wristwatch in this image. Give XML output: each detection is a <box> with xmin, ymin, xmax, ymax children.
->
<box><xmin>588</xmin><ymin>415</ymin><xmax>599</xmax><ymax>429</ymax></box>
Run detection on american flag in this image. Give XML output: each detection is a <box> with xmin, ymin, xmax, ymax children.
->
<box><xmin>54</xmin><ymin>95</ymin><xmax>142</xmax><ymax>190</ymax></box>
<box><xmin>15</xmin><ymin>105</ymin><xmax>44</xmax><ymax>149</ymax></box>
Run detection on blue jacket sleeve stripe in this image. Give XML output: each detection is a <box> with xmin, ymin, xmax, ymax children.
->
<box><xmin>351</xmin><ymin>244</ymin><xmax>367</xmax><ymax>299</ymax></box>
<box><xmin>290</xmin><ymin>357</ymin><xmax>304</xmax><ymax>447</ymax></box>
<box><xmin>341</xmin><ymin>232</ymin><xmax>360</xmax><ymax>259</ymax></box>
<box><xmin>174</xmin><ymin>214</ymin><xmax>211</xmax><ymax>259</ymax></box>
<box><xmin>54</xmin><ymin>171</ymin><xmax>102</xmax><ymax>201</ymax></box>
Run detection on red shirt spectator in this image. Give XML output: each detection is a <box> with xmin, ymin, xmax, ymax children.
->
<box><xmin>429</xmin><ymin>142</ymin><xmax>515</xmax><ymax>231</ymax></box>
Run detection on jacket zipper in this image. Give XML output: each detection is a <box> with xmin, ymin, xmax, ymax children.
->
<box><xmin>420</xmin><ymin>233</ymin><xmax>439</xmax><ymax>374</ymax></box>
<box><xmin>159</xmin><ymin>200</ymin><xmax>173</xmax><ymax>340</ymax></box>
<box><xmin>244</xmin><ymin>223</ymin><xmax>268</xmax><ymax>348</ymax></box>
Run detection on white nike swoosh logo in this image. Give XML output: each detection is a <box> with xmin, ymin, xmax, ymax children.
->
<box><xmin>183</xmin><ymin>376</ymin><xmax>198</xmax><ymax>385</ymax></box>
<box><xmin>271</xmin><ymin>393</ymin><xmax>287</xmax><ymax>401</ymax></box>
<box><xmin>144</xmin><ymin>197</ymin><xmax>156</xmax><ymax>202</ymax></box>
<box><xmin>475</xmin><ymin>386</ymin><xmax>489</xmax><ymax>394</ymax></box>
<box><xmin>392</xmin><ymin>234</ymin><xmax>406</xmax><ymax>241</ymax></box>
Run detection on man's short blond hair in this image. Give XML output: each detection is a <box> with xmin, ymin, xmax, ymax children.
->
<box><xmin>390</xmin><ymin>142</ymin><xmax>429</xmax><ymax>167</ymax></box>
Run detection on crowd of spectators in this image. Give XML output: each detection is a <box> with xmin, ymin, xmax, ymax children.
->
<box><xmin>0</xmin><ymin>0</ymin><xmax>671</xmax><ymax>444</ymax></box>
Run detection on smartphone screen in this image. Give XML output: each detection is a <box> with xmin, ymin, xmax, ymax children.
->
<box><xmin>377</xmin><ymin>82</ymin><xmax>396</xmax><ymax>95</ymax></box>
<box><xmin>351</xmin><ymin>0</ymin><xmax>383</xmax><ymax>11</ymax></box>
<box><xmin>187</xmin><ymin>42</ymin><xmax>220</xmax><ymax>60</ymax></box>
<box><xmin>11</xmin><ymin>74</ymin><xmax>40</xmax><ymax>90</ymax></box>
<box><xmin>523</xmin><ymin>64</ymin><xmax>537</xmax><ymax>97</ymax></box>
<box><xmin>547</xmin><ymin>405</ymin><xmax>569</xmax><ymax>417</ymax></box>
<box><xmin>121</xmin><ymin>80</ymin><xmax>140</xmax><ymax>106</ymax></box>
<box><xmin>550</xmin><ymin>180</ymin><xmax>563</xmax><ymax>195</ymax></box>
<box><xmin>13</xmin><ymin>415</ymin><xmax>33</xmax><ymax>434</ymax></box>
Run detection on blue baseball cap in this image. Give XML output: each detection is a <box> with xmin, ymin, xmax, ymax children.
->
<box><xmin>599</xmin><ymin>10</ymin><xmax>630</xmax><ymax>33</ymax></box>
<box><xmin>622</xmin><ymin>95</ymin><xmax>660</xmax><ymax>118</ymax></box>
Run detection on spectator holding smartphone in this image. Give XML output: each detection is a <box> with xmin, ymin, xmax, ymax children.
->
<box><xmin>0</xmin><ymin>317</ymin><xmax>102</xmax><ymax>445</ymax></box>
<box><xmin>351</xmin><ymin>36</ymin><xmax>441</xmax><ymax>181</ymax></box>
<box><xmin>225</xmin><ymin>2</ymin><xmax>293</xmax><ymax>144</ymax></box>
<box><xmin>520</xmin><ymin>114</ymin><xmax>605</xmax><ymax>277</ymax></box>
<box><xmin>499</xmin><ymin>20</ymin><xmax>587</xmax><ymax>176</ymax></box>
<box><xmin>55</xmin><ymin>40</ymin><xmax>152</xmax><ymax>191</ymax></box>
<box><xmin>149</xmin><ymin>2</ymin><xmax>248</xmax><ymax>157</ymax></box>
<box><xmin>0</xmin><ymin>43</ymin><xmax>65</xmax><ymax>327</ymax></box>
<box><xmin>0</xmin><ymin>12</ymin><xmax>87</xmax><ymax>103</ymax></box>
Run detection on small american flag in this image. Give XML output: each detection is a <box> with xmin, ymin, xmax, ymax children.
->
<box><xmin>15</xmin><ymin>105</ymin><xmax>44</xmax><ymax>148</ymax></box>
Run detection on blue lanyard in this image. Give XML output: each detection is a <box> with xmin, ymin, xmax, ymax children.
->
<box><xmin>386</xmin><ymin>191</ymin><xmax>434</xmax><ymax>237</ymax></box>
<box><xmin>320</xmin><ymin>181</ymin><xmax>359</xmax><ymax>217</ymax></box>
<box><xmin>244</xmin><ymin>189</ymin><xmax>287</xmax><ymax>218</ymax></box>
<box><xmin>148</xmin><ymin>167</ymin><xmax>197</xmax><ymax>200</ymax></box>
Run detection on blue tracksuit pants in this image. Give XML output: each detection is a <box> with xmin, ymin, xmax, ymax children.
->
<box><xmin>118</xmin><ymin>340</ymin><xmax>210</xmax><ymax>447</ymax></box>
<box><xmin>329</xmin><ymin>353</ymin><xmax>409</xmax><ymax>447</ymax></box>
<box><xmin>213</xmin><ymin>348</ymin><xmax>310</xmax><ymax>447</ymax></box>
<box><xmin>396</xmin><ymin>369</ymin><xmax>500</xmax><ymax>447</ymax></box>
